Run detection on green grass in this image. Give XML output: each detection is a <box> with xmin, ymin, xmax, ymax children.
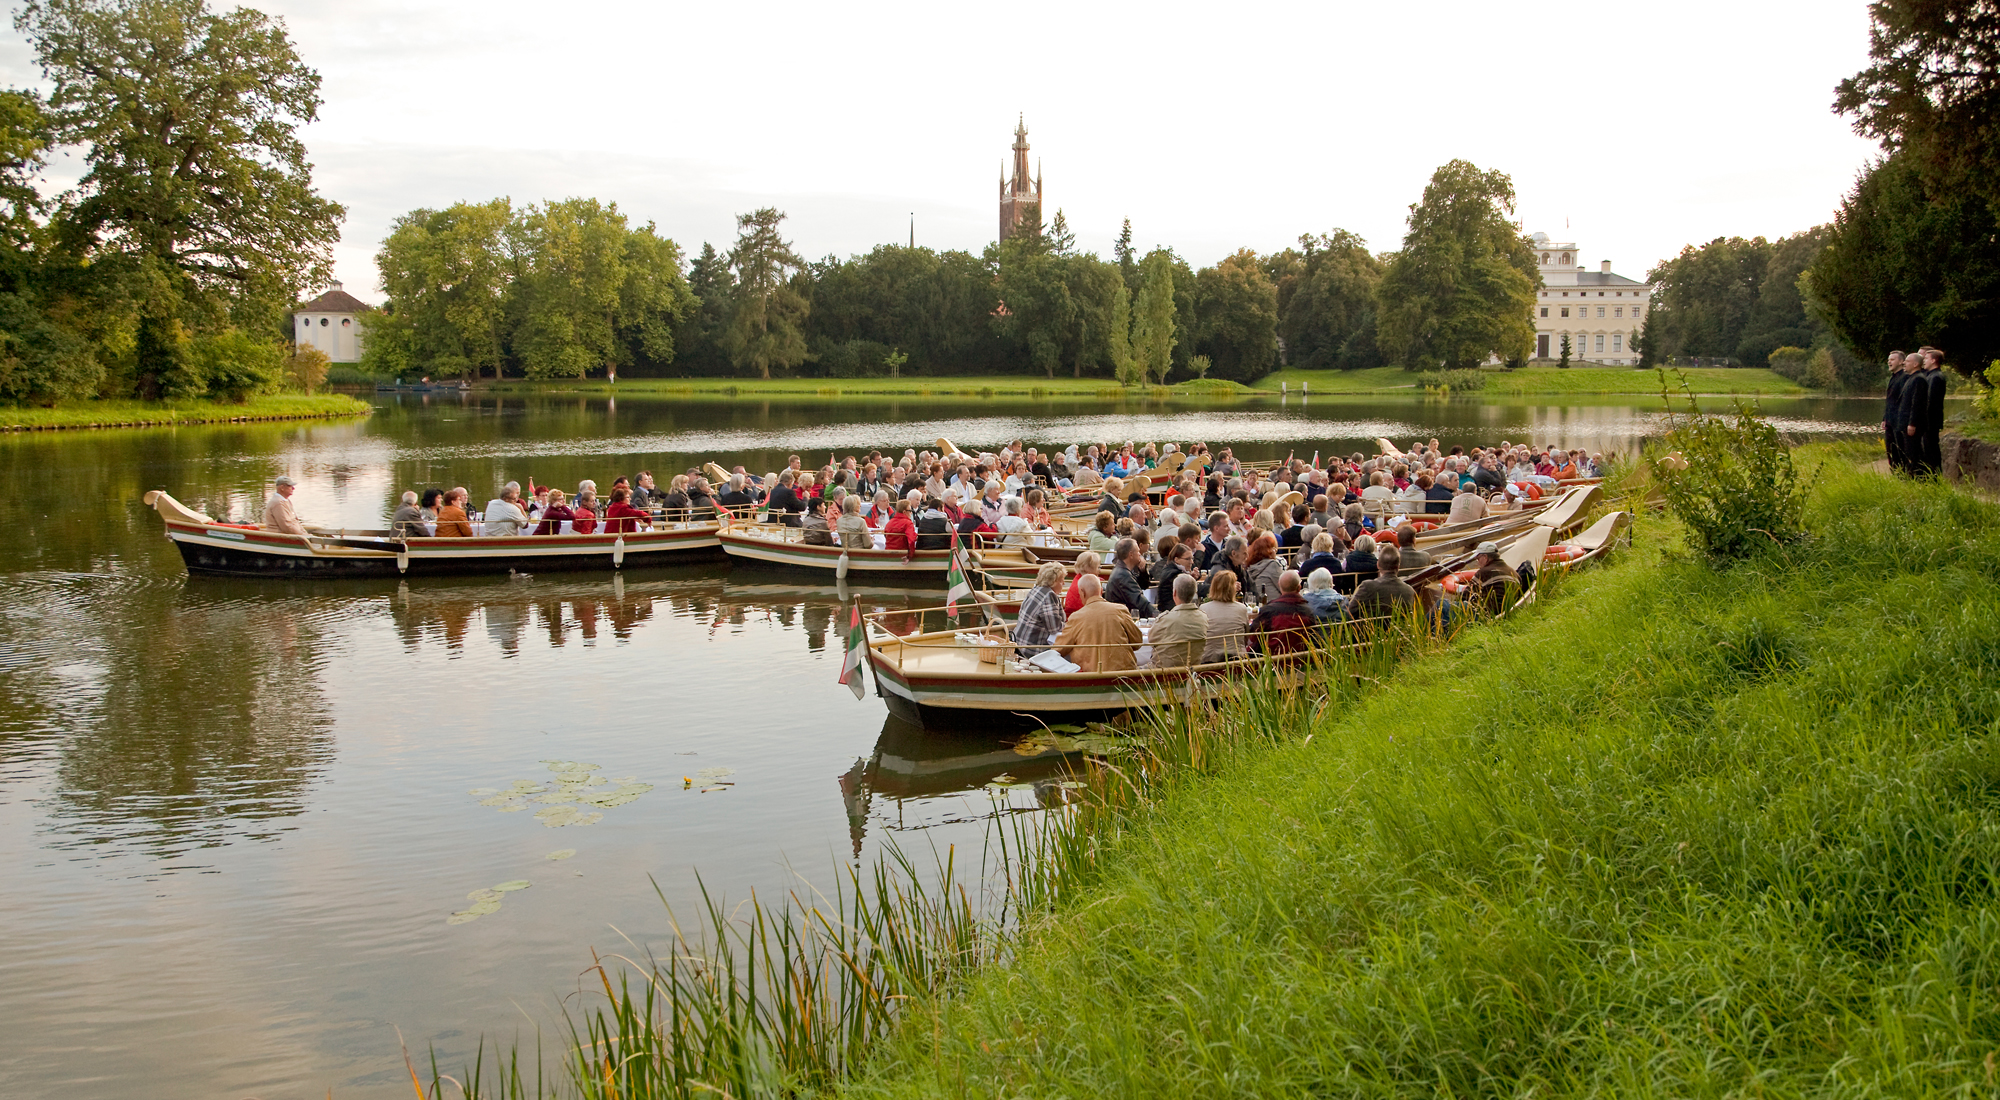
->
<box><xmin>845</xmin><ymin>448</ymin><xmax>2000</xmax><ymax>1097</ymax></box>
<box><xmin>476</xmin><ymin>376</ymin><xmax>1255</xmax><ymax>400</ymax></box>
<box><xmin>0</xmin><ymin>393</ymin><xmax>372</xmax><ymax>431</ymax></box>
<box><xmin>1265</xmin><ymin>364</ymin><xmax>1810</xmax><ymax>395</ymax></box>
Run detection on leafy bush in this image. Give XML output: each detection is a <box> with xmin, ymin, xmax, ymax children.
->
<box><xmin>1649</xmin><ymin>369</ymin><xmax>1809</xmax><ymax>560</ymax></box>
<box><xmin>284</xmin><ymin>343</ymin><xmax>330</xmax><ymax>393</ymax></box>
<box><xmin>1979</xmin><ymin>360</ymin><xmax>2000</xmax><ymax>420</ymax></box>
<box><xmin>189</xmin><ymin>329</ymin><xmax>284</xmax><ymax>402</ymax></box>
<box><xmin>1418</xmin><ymin>367</ymin><xmax>1485</xmax><ymax>392</ymax></box>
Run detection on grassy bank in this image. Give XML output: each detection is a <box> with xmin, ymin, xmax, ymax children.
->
<box><xmin>842</xmin><ymin>448</ymin><xmax>2000</xmax><ymax>1096</ymax></box>
<box><xmin>1264</xmin><ymin>364</ymin><xmax>1810</xmax><ymax>395</ymax></box>
<box><xmin>0</xmin><ymin>393</ymin><xmax>373</xmax><ymax>431</ymax></box>
<box><xmin>475</xmin><ymin>376</ymin><xmax>1255</xmax><ymax>400</ymax></box>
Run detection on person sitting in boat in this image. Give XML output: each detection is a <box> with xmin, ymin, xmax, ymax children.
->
<box><xmin>484</xmin><ymin>482</ymin><xmax>530</xmax><ymax>537</ymax></box>
<box><xmin>657</xmin><ymin>474</ymin><xmax>691</xmax><ymax>517</ymax></box>
<box><xmin>914</xmin><ymin>497</ymin><xmax>952</xmax><ymax>550</ymax></box>
<box><xmin>601</xmin><ymin>487</ymin><xmax>649</xmax><ymax>534</ymax></box>
<box><xmin>800</xmin><ymin>495</ymin><xmax>835</xmax><ymax>545</ymax></box>
<box><xmin>881</xmin><ymin>497</ymin><xmax>918</xmax><ymax>557</ymax></box>
<box><xmin>1147</xmin><ymin>574</ymin><xmax>1208</xmax><ymax>668</ymax></box>
<box><xmin>434</xmin><ymin>489</ymin><xmax>474</xmax><ymax>537</ymax></box>
<box><xmin>1470</xmin><ymin>539</ymin><xmax>1523</xmax><ymax>614</ymax></box>
<box><xmin>834</xmin><ymin>494</ymin><xmax>870</xmax><ymax>549</ymax></box>
<box><xmin>1062</xmin><ymin>551</ymin><xmax>1102</xmax><ymax>615</ymax></box>
<box><xmin>535</xmin><ymin>489</ymin><xmax>575</xmax><ymax>535</ymax></box>
<box><xmin>993</xmin><ymin>497</ymin><xmax>1033</xmax><ymax>547</ymax></box>
<box><xmin>686</xmin><ymin>478</ymin><xmax>717</xmax><ymax>521</ymax></box>
<box><xmin>263</xmin><ymin>475</ymin><xmax>307</xmax><ymax>535</ymax></box>
<box><xmin>1249</xmin><ymin>570</ymin><xmax>1319</xmax><ymax>654</ymax></box>
<box><xmin>1012</xmin><ymin>562</ymin><xmax>1069</xmax><ymax>656</ymax></box>
<box><xmin>571</xmin><ymin>491</ymin><xmax>599</xmax><ymax>534</ymax></box>
<box><xmin>1086</xmin><ymin>511</ymin><xmax>1117</xmax><ymax>554</ymax></box>
<box><xmin>1388</xmin><ymin>524</ymin><xmax>1433</xmax><ymax>571</ymax></box>
<box><xmin>1198</xmin><ymin>570</ymin><xmax>1250</xmax><ymax>663</ymax></box>
<box><xmin>1296</xmin><ymin>533</ymin><xmax>1342</xmax><ymax>581</ymax></box>
<box><xmin>1446</xmin><ymin>480</ymin><xmax>1486</xmax><ymax>525</ymax></box>
<box><xmin>1303</xmin><ymin>567</ymin><xmax>1346</xmax><ymax>619</ymax></box>
<box><xmin>1151</xmin><ymin>538</ymin><xmax>1197</xmax><ymax>610</ymax></box>
<box><xmin>1244</xmin><ymin>532</ymin><xmax>1285</xmax><ymax>604</ymax></box>
<box><xmin>1054</xmin><ymin>574</ymin><xmax>1142</xmax><ymax>673</ymax></box>
<box><xmin>391</xmin><ymin>490</ymin><xmax>426</xmax><ymax>539</ymax></box>
<box><xmin>1105</xmin><ymin>538</ymin><xmax>1158</xmax><ymax>620</ymax></box>
<box><xmin>1351</xmin><ymin>545</ymin><xmax>1419</xmax><ymax>622</ymax></box>
<box><xmin>718</xmin><ymin>474</ymin><xmax>756</xmax><ymax>511</ymax></box>
<box><xmin>766</xmin><ymin>471</ymin><xmax>807</xmax><ymax>528</ymax></box>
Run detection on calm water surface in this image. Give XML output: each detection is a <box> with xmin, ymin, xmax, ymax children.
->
<box><xmin>0</xmin><ymin>391</ymin><xmax>1878</xmax><ymax>1098</ymax></box>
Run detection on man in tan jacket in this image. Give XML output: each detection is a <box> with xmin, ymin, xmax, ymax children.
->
<box><xmin>1054</xmin><ymin>574</ymin><xmax>1142</xmax><ymax>672</ymax></box>
<box><xmin>264</xmin><ymin>475</ymin><xmax>307</xmax><ymax>535</ymax></box>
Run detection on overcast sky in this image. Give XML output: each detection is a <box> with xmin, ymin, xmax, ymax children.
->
<box><xmin>0</xmin><ymin>0</ymin><xmax>1884</xmax><ymax>300</ymax></box>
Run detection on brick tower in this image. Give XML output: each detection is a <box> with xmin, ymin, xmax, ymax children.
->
<box><xmin>998</xmin><ymin>115</ymin><xmax>1042</xmax><ymax>242</ymax></box>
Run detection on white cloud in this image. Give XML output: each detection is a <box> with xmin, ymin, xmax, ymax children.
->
<box><xmin>0</xmin><ymin>0</ymin><xmax>1884</xmax><ymax>299</ymax></box>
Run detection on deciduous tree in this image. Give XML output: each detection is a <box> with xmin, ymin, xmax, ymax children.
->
<box><xmin>1374</xmin><ymin>160</ymin><xmax>1539</xmax><ymax>370</ymax></box>
<box><xmin>1131</xmin><ymin>251</ymin><xmax>1177</xmax><ymax>385</ymax></box>
<box><xmin>1192</xmin><ymin>248</ymin><xmax>1278</xmax><ymax>382</ymax></box>
<box><xmin>372</xmin><ymin>199</ymin><xmax>513</xmax><ymax>379</ymax></box>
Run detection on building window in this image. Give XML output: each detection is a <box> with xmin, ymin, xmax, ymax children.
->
<box><xmin>1612</xmin><ymin>334</ymin><xmax>1623</xmax><ymax>352</ymax></box>
<box><xmin>1594</xmin><ymin>334</ymin><xmax>1605</xmax><ymax>352</ymax></box>
<box><xmin>341</xmin><ymin>318</ymin><xmax>351</xmax><ymax>327</ymax></box>
<box><xmin>1614</xmin><ymin>306</ymin><xmax>1623</xmax><ymax>318</ymax></box>
<box><xmin>1561</xmin><ymin>252</ymin><xmax>1570</xmax><ymax>264</ymax></box>
<box><xmin>1541</xmin><ymin>253</ymin><xmax>1550</xmax><ymax>264</ymax></box>
<box><xmin>319</xmin><ymin>317</ymin><xmax>329</xmax><ymax>326</ymax></box>
<box><xmin>1595</xmin><ymin>306</ymin><xmax>1604</xmax><ymax>318</ymax></box>
<box><xmin>1560</xmin><ymin>307</ymin><xmax>1570</xmax><ymax>318</ymax></box>
<box><xmin>1540</xmin><ymin>307</ymin><xmax>1548</xmax><ymax>317</ymax></box>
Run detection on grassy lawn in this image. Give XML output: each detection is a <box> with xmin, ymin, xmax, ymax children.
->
<box><xmin>847</xmin><ymin>449</ymin><xmax>2000</xmax><ymax>1097</ymax></box>
<box><xmin>1264</xmin><ymin>364</ymin><xmax>1810</xmax><ymax>395</ymax></box>
<box><xmin>475</xmin><ymin>376</ymin><xmax>1257</xmax><ymax>399</ymax></box>
<box><xmin>0</xmin><ymin>393</ymin><xmax>372</xmax><ymax>431</ymax></box>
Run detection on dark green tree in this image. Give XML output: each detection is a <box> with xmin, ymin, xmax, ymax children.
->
<box><xmin>1192</xmin><ymin>248</ymin><xmax>1278</xmax><ymax>381</ymax></box>
<box><xmin>1113</xmin><ymin>218</ymin><xmax>1136</xmax><ymax>289</ymax></box>
<box><xmin>1375</xmin><ymin>160</ymin><xmax>1539</xmax><ymax>369</ymax></box>
<box><xmin>993</xmin><ymin>227</ymin><xmax>1074</xmax><ymax>378</ymax></box>
<box><xmin>673</xmin><ymin>242</ymin><xmax>736</xmax><ymax>375</ymax></box>
<box><xmin>1835</xmin><ymin>0</ymin><xmax>2000</xmax><ymax>205</ymax></box>
<box><xmin>1807</xmin><ymin>150</ymin><xmax>2000</xmax><ymax>379</ymax></box>
<box><xmin>1132</xmin><ymin>250</ymin><xmax>1177</xmax><ymax>385</ymax></box>
<box><xmin>724</xmin><ymin>208</ymin><xmax>808</xmax><ymax>378</ymax></box>
<box><xmin>1274</xmin><ymin>230</ymin><xmax>1384</xmax><ymax>370</ymax></box>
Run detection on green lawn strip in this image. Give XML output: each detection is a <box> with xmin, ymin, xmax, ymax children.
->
<box><xmin>0</xmin><ymin>393</ymin><xmax>372</xmax><ymax>431</ymax></box>
<box><xmin>471</xmin><ymin>377</ymin><xmax>1257</xmax><ymax>400</ymax></box>
<box><xmin>849</xmin><ymin>451</ymin><xmax>2000</xmax><ymax>1097</ymax></box>
<box><xmin>1264</xmin><ymin>365</ymin><xmax>1810</xmax><ymax>395</ymax></box>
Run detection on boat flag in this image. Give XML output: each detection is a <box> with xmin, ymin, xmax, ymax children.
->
<box><xmin>944</xmin><ymin>528</ymin><xmax>973</xmax><ymax>619</ymax></box>
<box><xmin>839</xmin><ymin>602</ymin><xmax>866</xmax><ymax>699</ymax></box>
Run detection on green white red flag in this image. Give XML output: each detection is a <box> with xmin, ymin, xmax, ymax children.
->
<box><xmin>839</xmin><ymin>603</ymin><xmax>866</xmax><ymax>699</ymax></box>
<box><xmin>944</xmin><ymin>528</ymin><xmax>973</xmax><ymax>619</ymax></box>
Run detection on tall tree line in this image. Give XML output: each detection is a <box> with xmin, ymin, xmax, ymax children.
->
<box><xmin>0</xmin><ymin>0</ymin><xmax>343</xmax><ymax>405</ymax></box>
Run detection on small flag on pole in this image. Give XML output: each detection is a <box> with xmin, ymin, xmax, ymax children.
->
<box><xmin>944</xmin><ymin>528</ymin><xmax>973</xmax><ymax>619</ymax></box>
<box><xmin>839</xmin><ymin>603</ymin><xmax>866</xmax><ymax>699</ymax></box>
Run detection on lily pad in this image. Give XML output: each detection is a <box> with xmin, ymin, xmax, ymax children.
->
<box><xmin>547</xmin><ymin>849</ymin><xmax>576</xmax><ymax>860</ymax></box>
<box><xmin>535</xmin><ymin>805</ymin><xmax>580</xmax><ymax>827</ymax></box>
<box><xmin>493</xmin><ymin>880</ymin><xmax>531</xmax><ymax>892</ymax></box>
<box><xmin>468</xmin><ymin>787</ymin><xmax>500</xmax><ymax>796</ymax></box>
<box><xmin>466</xmin><ymin>888</ymin><xmax>502</xmax><ymax>903</ymax></box>
<box><xmin>445</xmin><ymin>910</ymin><xmax>482</xmax><ymax>925</ymax></box>
<box><xmin>479</xmin><ymin>795</ymin><xmax>522</xmax><ymax>807</ymax></box>
<box><xmin>694</xmin><ymin>767</ymin><xmax>735</xmax><ymax>780</ymax></box>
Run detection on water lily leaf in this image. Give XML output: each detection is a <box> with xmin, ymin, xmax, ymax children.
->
<box><xmin>466</xmin><ymin>888</ymin><xmax>502</xmax><ymax>903</ymax></box>
<box><xmin>1045</xmin><ymin>724</ymin><xmax>1086</xmax><ymax>734</ymax></box>
<box><xmin>497</xmin><ymin>805</ymin><xmax>526</xmax><ymax>813</ymax></box>
<box><xmin>695</xmin><ymin>767</ymin><xmax>734</xmax><ymax>780</ymax></box>
<box><xmin>446</xmin><ymin>911</ymin><xmax>481</xmax><ymax>925</ymax></box>
<box><xmin>468</xmin><ymin>788</ymin><xmax>500</xmax><ymax>796</ymax></box>
<box><xmin>546</xmin><ymin>849</ymin><xmax>576</xmax><ymax>860</ymax></box>
<box><xmin>535</xmin><ymin>806</ymin><xmax>580</xmax><ymax>827</ymax></box>
<box><xmin>494</xmin><ymin>880</ymin><xmax>531</xmax><ymax>892</ymax></box>
<box><xmin>572</xmin><ymin>812</ymin><xmax>603</xmax><ymax>826</ymax></box>
<box><xmin>532</xmin><ymin>792</ymin><xmax>574</xmax><ymax>804</ymax></box>
<box><xmin>479</xmin><ymin>795</ymin><xmax>521</xmax><ymax>807</ymax></box>
<box><xmin>466</xmin><ymin>895</ymin><xmax>503</xmax><ymax>916</ymax></box>
<box><xmin>509</xmin><ymin>780</ymin><xmax>543</xmax><ymax>791</ymax></box>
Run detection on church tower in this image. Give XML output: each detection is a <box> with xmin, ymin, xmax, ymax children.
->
<box><xmin>998</xmin><ymin>115</ymin><xmax>1042</xmax><ymax>242</ymax></box>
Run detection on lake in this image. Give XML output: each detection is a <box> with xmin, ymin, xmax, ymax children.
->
<box><xmin>0</xmin><ymin>390</ymin><xmax>1880</xmax><ymax>1098</ymax></box>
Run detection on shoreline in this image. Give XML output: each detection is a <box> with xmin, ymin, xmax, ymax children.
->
<box><xmin>0</xmin><ymin>395</ymin><xmax>374</xmax><ymax>433</ymax></box>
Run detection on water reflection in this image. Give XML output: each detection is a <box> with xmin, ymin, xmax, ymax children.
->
<box><xmin>838</xmin><ymin>715</ymin><xmax>1087</xmax><ymax>857</ymax></box>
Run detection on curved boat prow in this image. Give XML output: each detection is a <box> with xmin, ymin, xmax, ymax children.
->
<box><xmin>144</xmin><ymin>490</ymin><xmax>215</xmax><ymax>525</ymax></box>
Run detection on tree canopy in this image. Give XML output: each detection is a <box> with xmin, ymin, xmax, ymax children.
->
<box><xmin>1374</xmin><ymin>160</ymin><xmax>1539</xmax><ymax>370</ymax></box>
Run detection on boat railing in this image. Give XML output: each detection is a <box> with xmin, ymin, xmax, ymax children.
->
<box><xmin>863</xmin><ymin>606</ymin><xmax>1338</xmax><ymax>676</ymax></box>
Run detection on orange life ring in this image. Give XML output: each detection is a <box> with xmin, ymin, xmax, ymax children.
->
<box><xmin>1544</xmin><ymin>545</ymin><xmax>1584</xmax><ymax>563</ymax></box>
<box><xmin>1441</xmin><ymin>569</ymin><xmax>1478</xmax><ymax>595</ymax></box>
<box><xmin>1408</xmin><ymin>520</ymin><xmax>1437</xmax><ymax>532</ymax></box>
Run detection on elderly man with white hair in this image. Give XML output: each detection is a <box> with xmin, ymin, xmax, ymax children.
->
<box><xmin>483</xmin><ymin>482</ymin><xmax>529</xmax><ymax>537</ymax></box>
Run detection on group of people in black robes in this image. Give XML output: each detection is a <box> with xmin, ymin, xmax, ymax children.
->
<box><xmin>1883</xmin><ymin>347</ymin><xmax>1949</xmax><ymax>476</ymax></box>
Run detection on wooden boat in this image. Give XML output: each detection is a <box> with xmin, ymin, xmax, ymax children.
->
<box><xmin>865</xmin><ymin>616</ymin><xmax>1319</xmax><ymax>721</ymax></box>
<box><xmin>144</xmin><ymin>491</ymin><xmax>723</xmax><ymax>578</ymax></box>
<box><xmin>1542</xmin><ymin>511</ymin><xmax>1632</xmax><ymax>570</ymax></box>
<box><xmin>718</xmin><ymin>520</ymin><xmax>959</xmax><ymax>576</ymax></box>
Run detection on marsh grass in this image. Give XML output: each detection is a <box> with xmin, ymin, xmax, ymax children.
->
<box><xmin>844</xmin><ymin>451</ymin><xmax>2000</xmax><ymax>1097</ymax></box>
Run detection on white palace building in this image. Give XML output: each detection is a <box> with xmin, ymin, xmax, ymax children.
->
<box><xmin>1529</xmin><ymin>232</ymin><xmax>1650</xmax><ymax>365</ymax></box>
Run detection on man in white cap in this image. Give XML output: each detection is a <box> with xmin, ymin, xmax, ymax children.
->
<box><xmin>264</xmin><ymin>475</ymin><xmax>307</xmax><ymax>535</ymax></box>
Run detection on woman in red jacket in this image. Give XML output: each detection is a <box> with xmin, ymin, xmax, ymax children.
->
<box><xmin>881</xmin><ymin>498</ymin><xmax>918</xmax><ymax>558</ymax></box>
<box><xmin>602</xmin><ymin>487</ymin><xmax>651</xmax><ymax>534</ymax></box>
